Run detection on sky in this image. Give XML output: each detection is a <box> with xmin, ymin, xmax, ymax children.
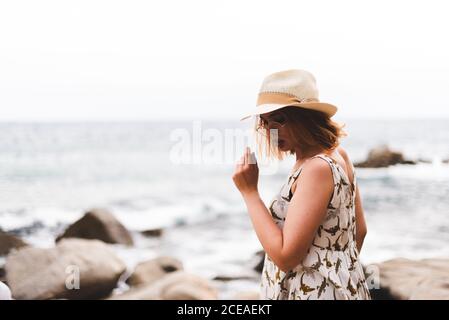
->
<box><xmin>1</xmin><ymin>0</ymin><xmax>448</xmax><ymax>121</ymax></box>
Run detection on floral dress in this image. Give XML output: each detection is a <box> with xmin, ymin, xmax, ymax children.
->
<box><xmin>260</xmin><ymin>153</ymin><xmax>371</xmax><ymax>300</ymax></box>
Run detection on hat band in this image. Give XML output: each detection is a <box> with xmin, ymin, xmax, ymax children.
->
<box><xmin>256</xmin><ymin>92</ymin><xmax>319</xmax><ymax>106</ymax></box>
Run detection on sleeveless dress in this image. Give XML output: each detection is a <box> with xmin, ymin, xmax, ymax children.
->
<box><xmin>259</xmin><ymin>153</ymin><xmax>371</xmax><ymax>300</ymax></box>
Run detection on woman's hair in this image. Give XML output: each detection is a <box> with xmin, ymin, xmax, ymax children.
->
<box><xmin>254</xmin><ymin>106</ymin><xmax>348</xmax><ymax>160</ymax></box>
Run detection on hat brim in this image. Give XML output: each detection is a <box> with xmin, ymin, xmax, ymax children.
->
<box><xmin>239</xmin><ymin>102</ymin><xmax>338</xmax><ymax>121</ymax></box>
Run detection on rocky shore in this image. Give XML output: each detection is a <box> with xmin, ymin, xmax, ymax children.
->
<box><xmin>1</xmin><ymin>145</ymin><xmax>448</xmax><ymax>300</ymax></box>
<box><xmin>2</xmin><ymin>207</ymin><xmax>448</xmax><ymax>300</ymax></box>
<box><xmin>354</xmin><ymin>144</ymin><xmax>431</xmax><ymax>168</ymax></box>
<box><xmin>0</xmin><ymin>208</ymin><xmax>261</xmax><ymax>300</ymax></box>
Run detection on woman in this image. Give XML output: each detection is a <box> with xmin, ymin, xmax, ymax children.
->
<box><xmin>232</xmin><ymin>69</ymin><xmax>371</xmax><ymax>300</ymax></box>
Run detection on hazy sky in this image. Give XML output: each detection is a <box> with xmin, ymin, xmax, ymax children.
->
<box><xmin>1</xmin><ymin>0</ymin><xmax>448</xmax><ymax>121</ymax></box>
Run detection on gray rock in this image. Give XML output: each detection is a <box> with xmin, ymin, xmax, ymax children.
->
<box><xmin>126</xmin><ymin>256</ymin><xmax>183</xmax><ymax>287</ymax></box>
<box><xmin>213</xmin><ymin>272</ymin><xmax>258</xmax><ymax>282</ymax></box>
<box><xmin>253</xmin><ymin>250</ymin><xmax>265</xmax><ymax>273</ymax></box>
<box><xmin>0</xmin><ymin>230</ymin><xmax>28</xmax><ymax>256</ymax></box>
<box><xmin>0</xmin><ymin>265</ymin><xmax>5</xmax><ymax>282</ymax></box>
<box><xmin>56</xmin><ymin>208</ymin><xmax>133</xmax><ymax>246</ymax></box>
<box><xmin>5</xmin><ymin>238</ymin><xmax>126</xmax><ymax>299</ymax></box>
<box><xmin>355</xmin><ymin>145</ymin><xmax>416</xmax><ymax>168</ymax></box>
<box><xmin>110</xmin><ymin>271</ymin><xmax>218</xmax><ymax>300</ymax></box>
<box><xmin>368</xmin><ymin>258</ymin><xmax>449</xmax><ymax>300</ymax></box>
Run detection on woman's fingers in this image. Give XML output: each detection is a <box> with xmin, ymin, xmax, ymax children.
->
<box><xmin>236</xmin><ymin>147</ymin><xmax>256</xmax><ymax>170</ymax></box>
<box><xmin>246</xmin><ymin>146</ymin><xmax>254</xmax><ymax>165</ymax></box>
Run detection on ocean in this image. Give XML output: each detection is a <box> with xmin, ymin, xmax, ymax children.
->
<box><xmin>1</xmin><ymin>118</ymin><xmax>448</xmax><ymax>298</ymax></box>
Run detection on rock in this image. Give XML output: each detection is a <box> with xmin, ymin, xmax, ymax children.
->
<box><xmin>126</xmin><ymin>256</ymin><xmax>183</xmax><ymax>287</ymax></box>
<box><xmin>409</xmin><ymin>277</ymin><xmax>449</xmax><ymax>300</ymax></box>
<box><xmin>141</xmin><ymin>228</ymin><xmax>164</xmax><ymax>237</ymax></box>
<box><xmin>417</xmin><ymin>158</ymin><xmax>432</xmax><ymax>164</ymax></box>
<box><xmin>232</xmin><ymin>291</ymin><xmax>260</xmax><ymax>300</ymax></box>
<box><xmin>0</xmin><ymin>230</ymin><xmax>28</xmax><ymax>256</ymax></box>
<box><xmin>354</xmin><ymin>145</ymin><xmax>416</xmax><ymax>168</ymax></box>
<box><xmin>56</xmin><ymin>208</ymin><xmax>133</xmax><ymax>246</ymax></box>
<box><xmin>110</xmin><ymin>271</ymin><xmax>218</xmax><ymax>300</ymax></box>
<box><xmin>0</xmin><ymin>265</ymin><xmax>5</xmax><ymax>282</ymax></box>
<box><xmin>7</xmin><ymin>221</ymin><xmax>45</xmax><ymax>237</ymax></box>
<box><xmin>5</xmin><ymin>238</ymin><xmax>126</xmax><ymax>300</ymax></box>
<box><xmin>252</xmin><ymin>250</ymin><xmax>265</xmax><ymax>273</ymax></box>
<box><xmin>368</xmin><ymin>258</ymin><xmax>449</xmax><ymax>300</ymax></box>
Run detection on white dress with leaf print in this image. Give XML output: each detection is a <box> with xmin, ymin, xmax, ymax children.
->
<box><xmin>259</xmin><ymin>153</ymin><xmax>371</xmax><ymax>300</ymax></box>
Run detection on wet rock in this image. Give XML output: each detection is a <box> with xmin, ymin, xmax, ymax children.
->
<box><xmin>368</xmin><ymin>258</ymin><xmax>449</xmax><ymax>300</ymax></box>
<box><xmin>252</xmin><ymin>250</ymin><xmax>265</xmax><ymax>273</ymax></box>
<box><xmin>126</xmin><ymin>256</ymin><xmax>183</xmax><ymax>287</ymax></box>
<box><xmin>5</xmin><ymin>238</ymin><xmax>126</xmax><ymax>300</ymax></box>
<box><xmin>212</xmin><ymin>272</ymin><xmax>258</xmax><ymax>282</ymax></box>
<box><xmin>354</xmin><ymin>145</ymin><xmax>416</xmax><ymax>168</ymax></box>
<box><xmin>141</xmin><ymin>228</ymin><xmax>164</xmax><ymax>237</ymax></box>
<box><xmin>0</xmin><ymin>230</ymin><xmax>29</xmax><ymax>256</ymax></box>
<box><xmin>7</xmin><ymin>221</ymin><xmax>45</xmax><ymax>237</ymax></box>
<box><xmin>110</xmin><ymin>271</ymin><xmax>218</xmax><ymax>300</ymax></box>
<box><xmin>56</xmin><ymin>208</ymin><xmax>133</xmax><ymax>246</ymax></box>
<box><xmin>0</xmin><ymin>266</ymin><xmax>5</xmax><ymax>282</ymax></box>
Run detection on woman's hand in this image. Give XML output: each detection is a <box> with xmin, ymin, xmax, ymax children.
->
<box><xmin>232</xmin><ymin>147</ymin><xmax>259</xmax><ymax>197</ymax></box>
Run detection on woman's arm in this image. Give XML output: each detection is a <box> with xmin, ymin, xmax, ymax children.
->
<box><xmin>354</xmin><ymin>184</ymin><xmax>367</xmax><ymax>253</ymax></box>
<box><xmin>233</xmin><ymin>148</ymin><xmax>334</xmax><ymax>273</ymax></box>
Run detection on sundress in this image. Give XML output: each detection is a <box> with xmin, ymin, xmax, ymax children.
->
<box><xmin>260</xmin><ymin>153</ymin><xmax>371</xmax><ymax>300</ymax></box>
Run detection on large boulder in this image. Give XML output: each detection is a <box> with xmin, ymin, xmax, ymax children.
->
<box><xmin>56</xmin><ymin>208</ymin><xmax>133</xmax><ymax>246</ymax></box>
<box><xmin>0</xmin><ymin>230</ymin><xmax>28</xmax><ymax>256</ymax></box>
<box><xmin>355</xmin><ymin>145</ymin><xmax>416</xmax><ymax>168</ymax></box>
<box><xmin>126</xmin><ymin>256</ymin><xmax>183</xmax><ymax>287</ymax></box>
<box><xmin>110</xmin><ymin>271</ymin><xmax>218</xmax><ymax>300</ymax></box>
<box><xmin>5</xmin><ymin>238</ymin><xmax>126</xmax><ymax>300</ymax></box>
<box><xmin>368</xmin><ymin>258</ymin><xmax>449</xmax><ymax>300</ymax></box>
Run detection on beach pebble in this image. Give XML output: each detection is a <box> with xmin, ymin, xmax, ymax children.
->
<box><xmin>56</xmin><ymin>208</ymin><xmax>134</xmax><ymax>246</ymax></box>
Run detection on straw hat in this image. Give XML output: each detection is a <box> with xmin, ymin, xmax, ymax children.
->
<box><xmin>240</xmin><ymin>69</ymin><xmax>337</xmax><ymax>121</ymax></box>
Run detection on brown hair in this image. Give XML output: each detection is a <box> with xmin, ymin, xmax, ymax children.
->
<box><xmin>254</xmin><ymin>106</ymin><xmax>348</xmax><ymax>160</ymax></box>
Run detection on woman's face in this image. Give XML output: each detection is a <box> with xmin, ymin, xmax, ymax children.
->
<box><xmin>259</xmin><ymin>111</ymin><xmax>291</xmax><ymax>151</ymax></box>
